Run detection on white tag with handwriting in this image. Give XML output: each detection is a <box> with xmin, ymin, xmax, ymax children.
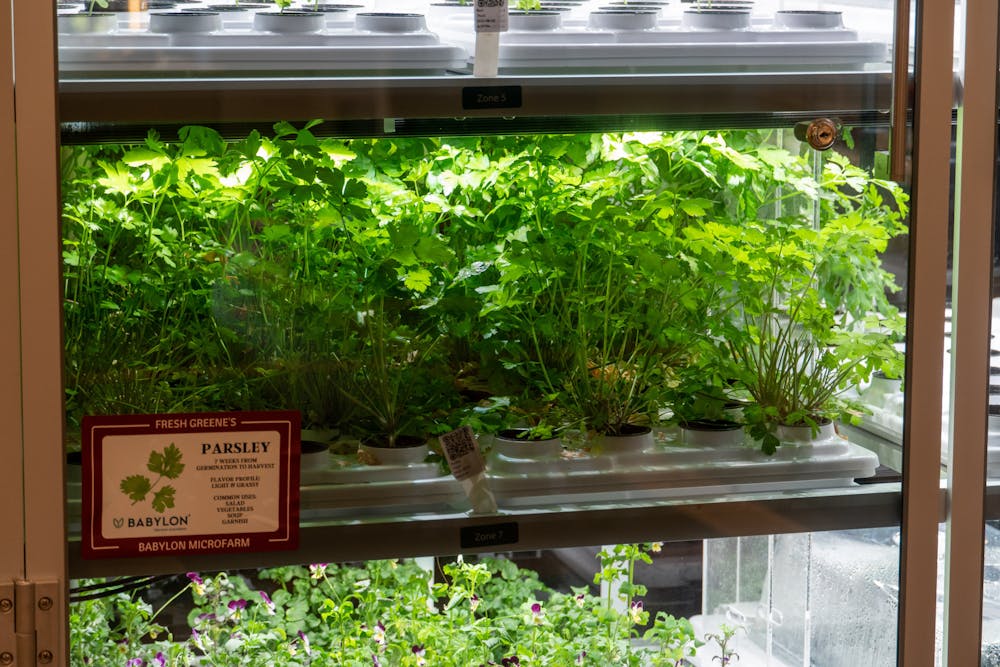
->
<box><xmin>475</xmin><ymin>0</ymin><xmax>508</xmax><ymax>33</ymax></box>
<box><xmin>439</xmin><ymin>426</ymin><xmax>485</xmax><ymax>480</ymax></box>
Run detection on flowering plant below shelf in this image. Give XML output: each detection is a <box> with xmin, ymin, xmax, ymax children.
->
<box><xmin>69</xmin><ymin>544</ymin><xmax>724</xmax><ymax>666</ymax></box>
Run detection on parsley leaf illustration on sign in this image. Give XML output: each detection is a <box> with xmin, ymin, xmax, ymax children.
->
<box><xmin>152</xmin><ymin>486</ymin><xmax>177</xmax><ymax>514</ymax></box>
<box><xmin>120</xmin><ymin>475</ymin><xmax>152</xmax><ymax>503</ymax></box>
<box><xmin>119</xmin><ymin>444</ymin><xmax>184</xmax><ymax>513</ymax></box>
<box><xmin>147</xmin><ymin>443</ymin><xmax>185</xmax><ymax>479</ymax></box>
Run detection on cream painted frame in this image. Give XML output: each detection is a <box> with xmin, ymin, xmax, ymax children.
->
<box><xmin>12</xmin><ymin>0</ymin><xmax>67</xmax><ymax>663</ymax></box>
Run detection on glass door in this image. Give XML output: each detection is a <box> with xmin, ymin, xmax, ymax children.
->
<box><xmin>7</xmin><ymin>0</ymin><xmax>966</xmax><ymax>664</ymax></box>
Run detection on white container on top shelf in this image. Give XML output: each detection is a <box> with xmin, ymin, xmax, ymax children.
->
<box><xmin>425</xmin><ymin>1</ymin><xmax>473</xmax><ymax>32</ymax></box>
<box><xmin>149</xmin><ymin>10</ymin><xmax>222</xmax><ymax>33</ymax></box>
<box><xmin>773</xmin><ymin>9</ymin><xmax>843</xmax><ymax>30</ymax></box>
<box><xmin>509</xmin><ymin>10</ymin><xmax>563</xmax><ymax>31</ymax></box>
<box><xmin>774</xmin><ymin>420</ymin><xmax>838</xmax><ymax>446</ymax></box>
<box><xmin>588</xmin><ymin>8</ymin><xmax>659</xmax><ymax>31</ymax></box>
<box><xmin>58</xmin><ymin>12</ymin><xmax>119</xmax><ymax>34</ymax></box>
<box><xmin>355</xmin><ymin>11</ymin><xmax>427</xmax><ymax>32</ymax></box>
<box><xmin>253</xmin><ymin>9</ymin><xmax>326</xmax><ymax>33</ymax></box>
<box><xmin>298</xmin><ymin>5</ymin><xmax>353</xmax><ymax>28</ymax></box>
<box><xmin>681</xmin><ymin>8</ymin><xmax>752</xmax><ymax>30</ymax></box>
<box><xmin>680</xmin><ymin>419</ymin><xmax>746</xmax><ymax>447</ymax></box>
<box><xmin>187</xmin><ymin>3</ymin><xmax>269</xmax><ymax>26</ymax></box>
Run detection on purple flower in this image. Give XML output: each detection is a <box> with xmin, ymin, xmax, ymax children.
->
<box><xmin>195</xmin><ymin>612</ymin><xmax>216</xmax><ymax>623</ymax></box>
<box><xmin>228</xmin><ymin>599</ymin><xmax>248</xmax><ymax>612</ymax></box>
<box><xmin>470</xmin><ymin>594</ymin><xmax>480</xmax><ymax>613</ymax></box>
<box><xmin>529</xmin><ymin>602</ymin><xmax>544</xmax><ymax>624</ymax></box>
<box><xmin>576</xmin><ymin>651</ymin><xmax>587</xmax><ymax>665</ymax></box>
<box><xmin>154</xmin><ymin>653</ymin><xmax>166</xmax><ymax>667</ymax></box>
<box><xmin>629</xmin><ymin>600</ymin><xmax>644</xmax><ymax>624</ymax></box>
<box><xmin>259</xmin><ymin>590</ymin><xmax>275</xmax><ymax>614</ymax></box>
<box><xmin>372</xmin><ymin>621</ymin><xmax>386</xmax><ymax>646</ymax></box>
<box><xmin>309</xmin><ymin>563</ymin><xmax>328</xmax><ymax>579</ymax></box>
<box><xmin>501</xmin><ymin>657</ymin><xmax>521</xmax><ymax>666</ymax></box>
<box><xmin>298</xmin><ymin>630</ymin><xmax>312</xmax><ymax>656</ymax></box>
<box><xmin>186</xmin><ymin>572</ymin><xmax>206</xmax><ymax>595</ymax></box>
<box><xmin>126</xmin><ymin>660</ymin><xmax>144</xmax><ymax>667</ymax></box>
<box><xmin>371</xmin><ymin>655</ymin><xmax>381</xmax><ymax>667</ymax></box>
<box><xmin>412</xmin><ymin>644</ymin><xmax>426</xmax><ymax>666</ymax></box>
<box><xmin>575</xmin><ymin>593</ymin><xmax>586</xmax><ymax>608</ymax></box>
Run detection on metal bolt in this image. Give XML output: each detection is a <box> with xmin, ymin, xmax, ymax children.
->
<box><xmin>38</xmin><ymin>650</ymin><xmax>53</xmax><ymax>664</ymax></box>
<box><xmin>0</xmin><ymin>599</ymin><xmax>11</xmax><ymax>613</ymax></box>
<box><xmin>37</xmin><ymin>597</ymin><xmax>52</xmax><ymax>612</ymax></box>
<box><xmin>0</xmin><ymin>651</ymin><xmax>13</xmax><ymax>665</ymax></box>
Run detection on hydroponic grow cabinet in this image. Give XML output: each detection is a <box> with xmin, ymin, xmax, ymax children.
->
<box><xmin>0</xmin><ymin>0</ymin><xmax>978</xmax><ymax>664</ymax></box>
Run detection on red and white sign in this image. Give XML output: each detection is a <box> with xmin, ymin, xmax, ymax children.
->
<box><xmin>81</xmin><ymin>410</ymin><xmax>300</xmax><ymax>559</ymax></box>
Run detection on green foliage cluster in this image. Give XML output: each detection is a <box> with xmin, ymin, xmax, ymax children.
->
<box><xmin>70</xmin><ymin>547</ymin><xmax>707</xmax><ymax>666</ymax></box>
<box><xmin>61</xmin><ymin>122</ymin><xmax>907</xmax><ymax>452</ymax></box>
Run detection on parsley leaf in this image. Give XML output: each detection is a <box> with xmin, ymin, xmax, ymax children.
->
<box><xmin>120</xmin><ymin>475</ymin><xmax>152</xmax><ymax>503</ymax></box>
<box><xmin>147</xmin><ymin>443</ymin><xmax>185</xmax><ymax>479</ymax></box>
<box><xmin>151</xmin><ymin>486</ymin><xmax>176</xmax><ymax>514</ymax></box>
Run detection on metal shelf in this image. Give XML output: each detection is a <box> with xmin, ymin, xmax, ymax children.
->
<box><xmin>68</xmin><ymin>482</ymin><xmax>914</xmax><ymax>579</ymax></box>
<box><xmin>58</xmin><ymin>70</ymin><xmax>895</xmax><ymax>128</ymax></box>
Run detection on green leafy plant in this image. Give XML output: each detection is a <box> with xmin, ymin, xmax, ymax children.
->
<box><xmin>61</xmin><ymin>125</ymin><xmax>907</xmax><ymax>462</ymax></box>
<box><xmin>119</xmin><ymin>443</ymin><xmax>185</xmax><ymax>513</ymax></box>
<box><xmin>704</xmin><ymin>623</ymin><xmax>742</xmax><ymax>665</ymax></box>
<box><xmin>88</xmin><ymin>0</ymin><xmax>109</xmax><ymax>14</ymax></box>
<box><xmin>643</xmin><ymin>612</ymin><xmax>703</xmax><ymax>666</ymax></box>
<box><xmin>334</xmin><ymin>301</ymin><xmax>455</xmax><ymax>448</ymax></box>
<box><xmin>721</xmin><ymin>219</ymin><xmax>903</xmax><ymax>453</ymax></box>
<box><xmin>71</xmin><ymin>546</ymin><xmax>724</xmax><ymax>666</ymax></box>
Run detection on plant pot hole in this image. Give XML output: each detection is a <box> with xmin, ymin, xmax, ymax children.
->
<box><xmin>498</xmin><ymin>428</ymin><xmax>551</xmax><ymax>441</ymax></box>
<box><xmin>681</xmin><ymin>418</ymin><xmax>742</xmax><ymax>431</ymax></box>
<box><xmin>300</xmin><ymin>440</ymin><xmax>328</xmax><ymax>454</ymax></box>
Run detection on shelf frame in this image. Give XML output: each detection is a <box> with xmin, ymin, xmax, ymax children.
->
<box><xmin>58</xmin><ymin>71</ymin><xmax>896</xmax><ymax>125</ymax></box>
<box><xmin>68</xmin><ymin>481</ymin><xmax>923</xmax><ymax>579</ymax></box>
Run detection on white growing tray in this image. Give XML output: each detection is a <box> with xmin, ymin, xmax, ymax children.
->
<box><xmin>58</xmin><ymin>24</ymin><xmax>468</xmax><ymax>75</ymax></box>
<box><xmin>299</xmin><ymin>455</ymin><xmax>469</xmax><ymax>517</ymax></box>
<box><xmin>436</xmin><ymin>12</ymin><xmax>888</xmax><ymax>72</ymax></box>
<box><xmin>485</xmin><ymin>433</ymin><xmax>879</xmax><ymax>509</ymax></box>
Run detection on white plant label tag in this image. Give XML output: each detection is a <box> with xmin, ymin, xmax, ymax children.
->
<box><xmin>475</xmin><ymin>0</ymin><xmax>508</xmax><ymax>33</ymax></box>
<box><xmin>439</xmin><ymin>426</ymin><xmax>486</xmax><ymax>480</ymax></box>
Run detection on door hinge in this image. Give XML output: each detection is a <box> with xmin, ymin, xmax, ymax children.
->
<box><xmin>2</xmin><ymin>580</ymin><xmax>60</xmax><ymax>667</ymax></box>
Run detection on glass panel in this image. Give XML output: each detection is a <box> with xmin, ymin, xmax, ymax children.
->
<box><xmin>54</xmin><ymin>0</ymin><xmax>897</xmax><ymax>80</ymax></box>
<box><xmin>68</xmin><ymin>532</ymin><xmax>898</xmax><ymax>665</ymax></box>
<box><xmin>703</xmin><ymin>529</ymin><xmax>901</xmax><ymax>666</ymax></box>
<box><xmin>61</xmin><ymin>124</ymin><xmax>910</xmax><ymax>534</ymax></box>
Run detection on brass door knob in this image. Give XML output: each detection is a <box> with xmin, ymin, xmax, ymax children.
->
<box><xmin>794</xmin><ymin>118</ymin><xmax>842</xmax><ymax>151</ymax></box>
